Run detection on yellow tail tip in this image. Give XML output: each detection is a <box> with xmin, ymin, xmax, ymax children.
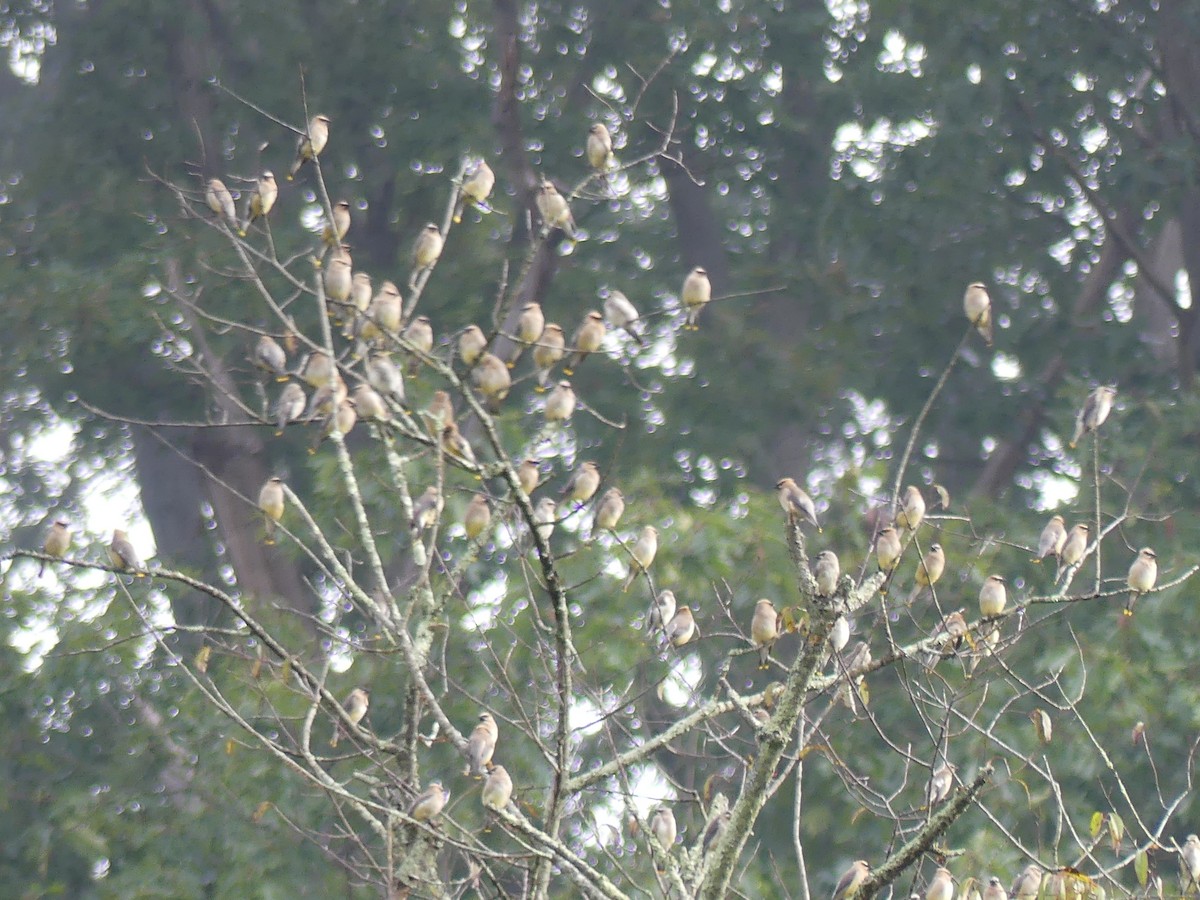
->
<box><xmin>1123</xmin><ymin>608</ymin><xmax>1133</xmax><ymax>617</ymax></box>
<box><xmin>238</xmin><ymin>230</ymin><xmax>247</xmax><ymax>237</ymax></box>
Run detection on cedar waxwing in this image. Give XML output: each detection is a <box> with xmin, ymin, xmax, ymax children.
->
<box><xmin>365</xmin><ymin>352</ymin><xmax>406</xmax><ymax>408</ymax></box>
<box><xmin>896</xmin><ymin>485</ymin><xmax>926</xmax><ymax>532</ymax></box>
<box><xmin>814</xmin><ymin>550</ymin><xmax>841</xmax><ymax>596</ymax></box>
<box><xmin>459</xmin><ymin>324</ymin><xmax>488</xmax><ymax>367</ymax></box>
<box><xmin>1030</xmin><ymin>708</ymin><xmax>1052</xmax><ymax>743</ymax></box>
<box><xmin>833</xmin><ymin>860</ymin><xmax>870</xmax><ymax>900</ymax></box>
<box><xmin>533</xmin><ymin>322</ymin><xmax>566</xmax><ymax>389</ymax></box>
<box><xmin>441</xmin><ymin>422</ymin><xmax>477</xmax><ymax>468</ymax></box>
<box><xmin>1042</xmin><ymin>872</ymin><xmax>1067</xmax><ymax>900</ymax></box>
<box><xmin>322</xmin><ymin>200</ymin><xmax>351</xmax><ymax>246</ymax></box>
<box><xmin>838</xmin><ymin>641</ymin><xmax>872</xmax><ymax>711</ymax></box>
<box><xmin>289</xmin><ymin>114</ymin><xmax>331</xmax><ymax>180</ymax></box>
<box><xmin>464</xmin><ymin>493</ymin><xmax>491</xmax><ymax>541</ymax></box>
<box><xmin>301</xmin><ymin>350</ymin><xmax>336</xmax><ymax>388</ymax></box>
<box><xmin>750</xmin><ymin>598</ymin><xmax>780</xmax><ymax>669</ymax></box>
<box><xmin>926</xmin><ymin>867</ymin><xmax>955</xmax><ymax>900</ymax></box>
<box><xmin>906</xmin><ymin>543</ymin><xmax>946</xmax><ymax>604</ymax></box>
<box><xmin>408</xmin><ymin>782</ymin><xmax>449</xmax><ymax>823</ymax></box>
<box><xmin>402</xmin><ymin>315</ymin><xmax>434</xmax><ymax>376</ymax></box>
<box><xmin>351</xmin><ymin>383</ymin><xmax>390</xmax><ymax>422</ymax></box>
<box><xmin>650</xmin><ymin>589</ymin><xmax>677</xmax><ymax>634</ymax></box>
<box><xmin>681</xmin><ymin>266</ymin><xmax>711</xmax><ymax>329</ymax></box>
<box><xmin>323</xmin><ymin>256</ymin><xmax>353</xmax><ymax>304</ymax></box>
<box><xmin>481</xmin><ymin>764</ymin><xmax>513</xmax><ymax>811</ymax></box>
<box><xmin>466</xmin><ymin>712</ymin><xmax>498</xmax><ymax>777</ymax></box>
<box><xmin>108</xmin><ymin>529</ymin><xmax>144</xmax><ymax>574</ymax></box>
<box><xmin>455</xmin><ymin>157</ymin><xmax>495</xmax><ymax>222</ymax></box>
<box><xmin>927</xmin><ymin>762</ymin><xmax>956</xmax><ymax>806</ymax></box>
<box><xmin>1180</xmin><ymin>834</ymin><xmax>1200</xmax><ymax>895</ymax></box>
<box><xmin>593</xmin><ymin>487</ymin><xmax>625</xmax><ymax>533</ymax></box>
<box><xmin>535</xmin><ymin>179</ymin><xmax>576</xmax><ymax>239</ymax></box>
<box><xmin>828</xmin><ymin>615</ymin><xmax>850</xmax><ymax>654</ymax></box>
<box><xmin>472</xmin><ymin>352</ymin><xmax>512</xmax><ymax>410</ymax></box>
<box><xmin>776</xmin><ymin>477</ymin><xmax>820</xmax><ymax>530</ymax></box>
<box><xmin>511</xmin><ymin>302</ymin><xmax>546</xmax><ymax>367</ymax></box>
<box><xmin>982</xmin><ymin>877</ymin><xmax>1008</xmax><ymax>900</ymax></box>
<box><xmin>360</xmin><ymin>280</ymin><xmax>402</xmax><ymax>345</ymax></box>
<box><xmin>274</xmin><ymin>382</ymin><xmax>306</xmax><ymax>434</ymax></box>
<box><xmin>305</xmin><ymin>373</ymin><xmax>348</xmax><ymax>421</ymax></box>
<box><xmin>516</xmin><ymin>458</ymin><xmax>540</xmax><ymax>497</ymax></box>
<box><xmin>587</xmin><ymin>123</ymin><xmax>615</xmax><ymax>172</ymax></box>
<box><xmin>544</xmin><ymin>380</ymin><xmax>576</xmax><ymax>424</ymax></box>
<box><xmin>979</xmin><ymin>574</ymin><xmax>1007</xmax><ymax>616</ymax></box>
<box><xmin>330</xmin><ymin>687</ymin><xmax>369</xmax><ymax>748</ymax></box>
<box><xmin>701</xmin><ymin>810</ymin><xmax>730</xmax><ymax>858</ymax></box>
<box><xmin>533</xmin><ymin>497</ymin><xmax>557</xmax><ymax>545</ymax></box>
<box><xmin>425</xmin><ymin>390</ymin><xmax>455</xmax><ymax>432</ymax></box>
<box><xmin>254</xmin><ymin>335</ymin><xmax>289</xmax><ymax>380</ymax></box>
<box><xmin>1058</xmin><ymin>523</ymin><xmax>1089</xmax><ymax>580</ymax></box>
<box><xmin>648</xmin><ymin>806</ymin><xmax>677</xmax><ymax>872</ymax></box>
<box><xmin>321</xmin><ymin>397</ymin><xmax>357</xmax><ymax>442</ymax></box>
<box><xmin>1070</xmin><ymin>386</ymin><xmax>1116</xmax><ymax>448</ymax></box>
<box><xmin>665</xmin><ymin>606</ymin><xmax>696</xmax><ymax>647</ymax></box>
<box><xmin>205</xmin><ymin>177</ymin><xmax>237</xmax><ymax>229</ymax></box>
<box><xmin>874</xmin><ymin>526</ymin><xmax>902</xmax><ymax>575</ymax></box>
<box><xmin>410</xmin><ymin>223</ymin><xmax>444</xmax><ymax>285</ymax></box>
<box><xmin>565</xmin><ymin>310</ymin><xmax>606</xmax><ymax>375</ymax></box>
<box><xmin>603</xmin><ymin>289</ymin><xmax>645</xmax><ymax>345</ymax></box>
<box><xmin>240</xmin><ymin>171</ymin><xmax>278</xmax><ymax>235</ymax></box>
<box><xmin>347</xmin><ymin>271</ymin><xmax>373</xmax><ymax>335</ymax></box>
<box><xmin>40</xmin><ymin>520</ymin><xmax>71</xmax><ymax>577</ymax></box>
<box><xmin>924</xmin><ymin>610</ymin><xmax>967</xmax><ymax>666</ymax></box>
<box><xmin>1125</xmin><ymin>547</ymin><xmax>1158</xmax><ymax>615</ymax></box>
<box><xmin>412</xmin><ymin>486</ymin><xmax>443</xmax><ymax>531</ymax></box>
<box><xmin>258</xmin><ymin>477</ymin><xmax>285</xmax><ymax>544</ymax></box>
<box><xmin>963</xmin><ymin>282</ymin><xmax>993</xmax><ymax>346</ymax></box>
<box><xmin>1036</xmin><ymin>514</ymin><xmax>1068</xmax><ymax>564</ymax></box>
<box><xmin>561</xmin><ymin>462</ymin><xmax>601</xmax><ymax>508</ymax></box>
<box><xmin>1010</xmin><ymin>865</ymin><xmax>1044</xmax><ymax>900</ymax></box>
<box><xmin>622</xmin><ymin>525</ymin><xmax>658</xmax><ymax>591</ymax></box>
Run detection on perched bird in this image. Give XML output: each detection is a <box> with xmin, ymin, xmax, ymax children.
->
<box><xmin>963</xmin><ymin>282</ymin><xmax>993</xmax><ymax>346</ymax></box>
<box><xmin>360</xmin><ymin>280</ymin><xmax>402</xmax><ymax>346</ymax></box>
<box><xmin>205</xmin><ymin>177</ymin><xmax>237</xmax><ymax>229</ymax></box>
<box><xmin>649</xmin><ymin>589</ymin><xmax>677</xmax><ymax>635</ymax></box>
<box><xmin>323</xmin><ymin>255</ymin><xmax>353</xmax><ymax>304</ymax></box>
<box><xmin>535</xmin><ymin>179</ymin><xmax>576</xmax><ymax>239</ymax></box>
<box><xmin>874</xmin><ymin>526</ymin><xmax>902</xmax><ymax>576</ymax></box>
<box><xmin>979</xmin><ymin>574</ymin><xmax>1007</xmax><ymax>616</ymax></box>
<box><xmin>258</xmin><ymin>477</ymin><xmax>285</xmax><ymax>544</ymax></box>
<box><xmin>472</xmin><ymin>352</ymin><xmax>512</xmax><ymax>410</ymax></box>
<box><xmin>410</xmin><ymin>223</ymin><xmax>444</xmax><ymax>285</ymax></box>
<box><xmin>969</xmin><ymin>625</ymin><xmax>1001</xmax><ymax>676</ymax></box>
<box><xmin>455</xmin><ymin>157</ymin><xmax>495</xmax><ymax>222</ymax></box>
<box><xmin>565</xmin><ymin>310</ymin><xmax>606</xmax><ymax>375</ymax></box>
<box><xmin>665</xmin><ymin>606</ymin><xmax>696</xmax><ymax>648</ymax></box>
<box><xmin>532</xmin><ymin>322</ymin><xmax>566</xmax><ymax>388</ymax></box>
<box><xmin>402</xmin><ymin>315</ymin><xmax>434</xmax><ymax>376</ymax></box>
<box><xmin>254</xmin><ymin>335</ymin><xmax>289</xmax><ymax>380</ymax></box>
<box><xmin>1010</xmin><ymin>865</ymin><xmax>1044</xmax><ymax>900</ymax></box>
<box><xmin>586</xmin><ymin>122</ymin><xmax>615</xmax><ymax>172</ymax></box>
<box><xmin>701</xmin><ymin>810</ymin><xmax>730</xmax><ymax>858</ymax></box>
<box><xmin>510</xmin><ymin>302</ymin><xmax>546</xmax><ymax>367</ymax></box>
<box><xmin>301</xmin><ymin>350</ymin><xmax>336</xmax><ymax>388</ymax></box>
<box><xmin>1180</xmin><ymin>834</ymin><xmax>1200</xmax><ymax>895</ymax></box>
<box><xmin>926</xmin><ymin>866</ymin><xmax>955</xmax><ymax>900</ymax></box>
<box><xmin>776</xmin><ymin>477</ymin><xmax>820</xmax><ymax>529</ymax></box>
<box><xmin>1070</xmin><ymin>386</ymin><xmax>1117</xmax><ymax>448</ymax></box>
<box><xmin>592</xmin><ymin>488</ymin><xmax>625</xmax><ymax>533</ymax></box>
<box><xmin>750</xmin><ymin>598</ymin><xmax>780</xmax><ymax>669</ymax></box>
<box><xmin>1035</xmin><ymin>514</ymin><xmax>1067</xmax><ymax>564</ymax></box>
<box><xmin>544</xmin><ymin>380</ymin><xmax>576</xmax><ymax>424</ymax></box>
<box><xmin>982</xmin><ymin>877</ymin><xmax>1008</xmax><ymax>900</ymax></box>
<box><xmin>814</xmin><ymin>550</ymin><xmax>841</xmax><ymax>597</ymax></box>
<box><xmin>648</xmin><ymin>806</ymin><xmax>677</xmax><ymax>872</ymax></box>
<box><xmin>441</xmin><ymin>422</ymin><xmax>477</xmax><ymax>468</ymax></box>
<box><xmin>240</xmin><ymin>171</ymin><xmax>278</xmax><ymax>235</ymax></box>
<box><xmin>108</xmin><ymin>529</ymin><xmax>144</xmax><ymax>574</ymax></box>
<box><xmin>365</xmin><ymin>352</ymin><xmax>405</xmax><ymax>408</ymax></box>
<box><xmin>411</xmin><ymin>486</ymin><xmax>444</xmax><ymax>531</ymax></box>
<box><xmin>516</xmin><ymin>459</ymin><xmax>540</xmax><ymax>497</ymax></box>
<box><xmin>1125</xmin><ymin>547</ymin><xmax>1158</xmax><ymax>615</ymax></box>
<box><xmin>305</xmin><ymin>372</ymin><xmax>348</xmax><ymax>421</ymax></box>
<box><xmin>832</xmin><ymin>860</ymin><xmax>870</xmax><ymax>900</ymax></box>
<box><xmin>927</xmin><ymin>762</ymin><xmax>956</xmax><ymax>806</ymax></box>
<box><xmin>896</xmin><ymin>485</ymin><xmax>926</xmax><ymax>532</ymax></box>
<box><xmin>274</xmin><ymin>382</ymin><xmax>306</xmax><ymax>434</ymax></box>
<box><xmin>681</xmin><ymin>266</ymin><xmax>711</xmax><ymax>329</ymax></box>
<box><xmin>330</xmin><ymin>687</ymin><xmax>369</xmax><ymax>748</ymax></box>
<box><xmin>828</xmin><ymin>615</ymin><xmax>850</xmax><ymax>654</ymax></box>
<box><xmin>321</xmin><ymin>397</ymin><xmax>357</xmax><ymax>442</ymax></box>
<box><xmin>458</xmin><ymin>324</ymin><xmax>488</xmax><ymax>367</ymax></box>
<box><xmin>1057</xmin><ymin>523</ymin><xmax>1089</xmax><ymax>580</ymax></box>
<box><xmin>466</xmin><ymin>712</ymin><xmax>499</xmax><ymax>777</ymax></box>
<box><xmin>289</xmin><ymin>114</ymin><xmax>331</xmax><ymax>180</ymax></box>
<box><xmin>40</xmin><ymin>520</ymin><xmax>71</xmax><ymax>577</ymax></box>
<box><xmin>481</xmin><ymin>764</ymin><xmax>513</xmax><ymax>812</ymax></box>
<box><xmin>603</xmin><ymin>290</ymin><xmax>644</xmax><ymax>345</ymax></box>
<box><xmin>561</xmin><ymin>461</ymin><xmax>601</xmax><ymax>508</ymax></box>
<box><xmin>351</xmin><ymin>383</ymin><xmax>389</xmax><ymax>422</ymax></box>
<box><xmin>347</xmin><ymin>271</ymin><xmax>373</xmax><ymax>334</ymax></box>
<box><xmin>532</xmin><ymin>497</ymin><xmax>558</xmax><ymax>545</ymax></box>
<box><xmin>425</xmin><ymin>390</ymin><xmax>455</xmax><ymax>431</ymax></box>
<box><xmin>622</xmin><ymin>525</ymin><xmax>659</xmax><ymax>591</ymax></box>
<box><xmin>322</xmin><ymin>199</ymin><xmax>351</xmax><ymax>246</ymax></box>
<box><xmin>408</xmin><ymin>782</ymin><xmax>449</xmax><ymax>823</ymax></box>
<box><xmin>464</xmin><ymin>494</ymin><xmax>492</xmax><ymax>541</ymax></box>
<box><xmin>838</xmin><ymin>642</ymin><xmax>872</xmax><ymax>712</ymax></box>
<box><xmin>924</xmin><ymin>611</ymin><xmax>968</xmax><ymax>666</ymax></box>
<box><xmin>906</xmin><ymin>543</ymin><xmax>946</xmax><ymax>604</ymax></box>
